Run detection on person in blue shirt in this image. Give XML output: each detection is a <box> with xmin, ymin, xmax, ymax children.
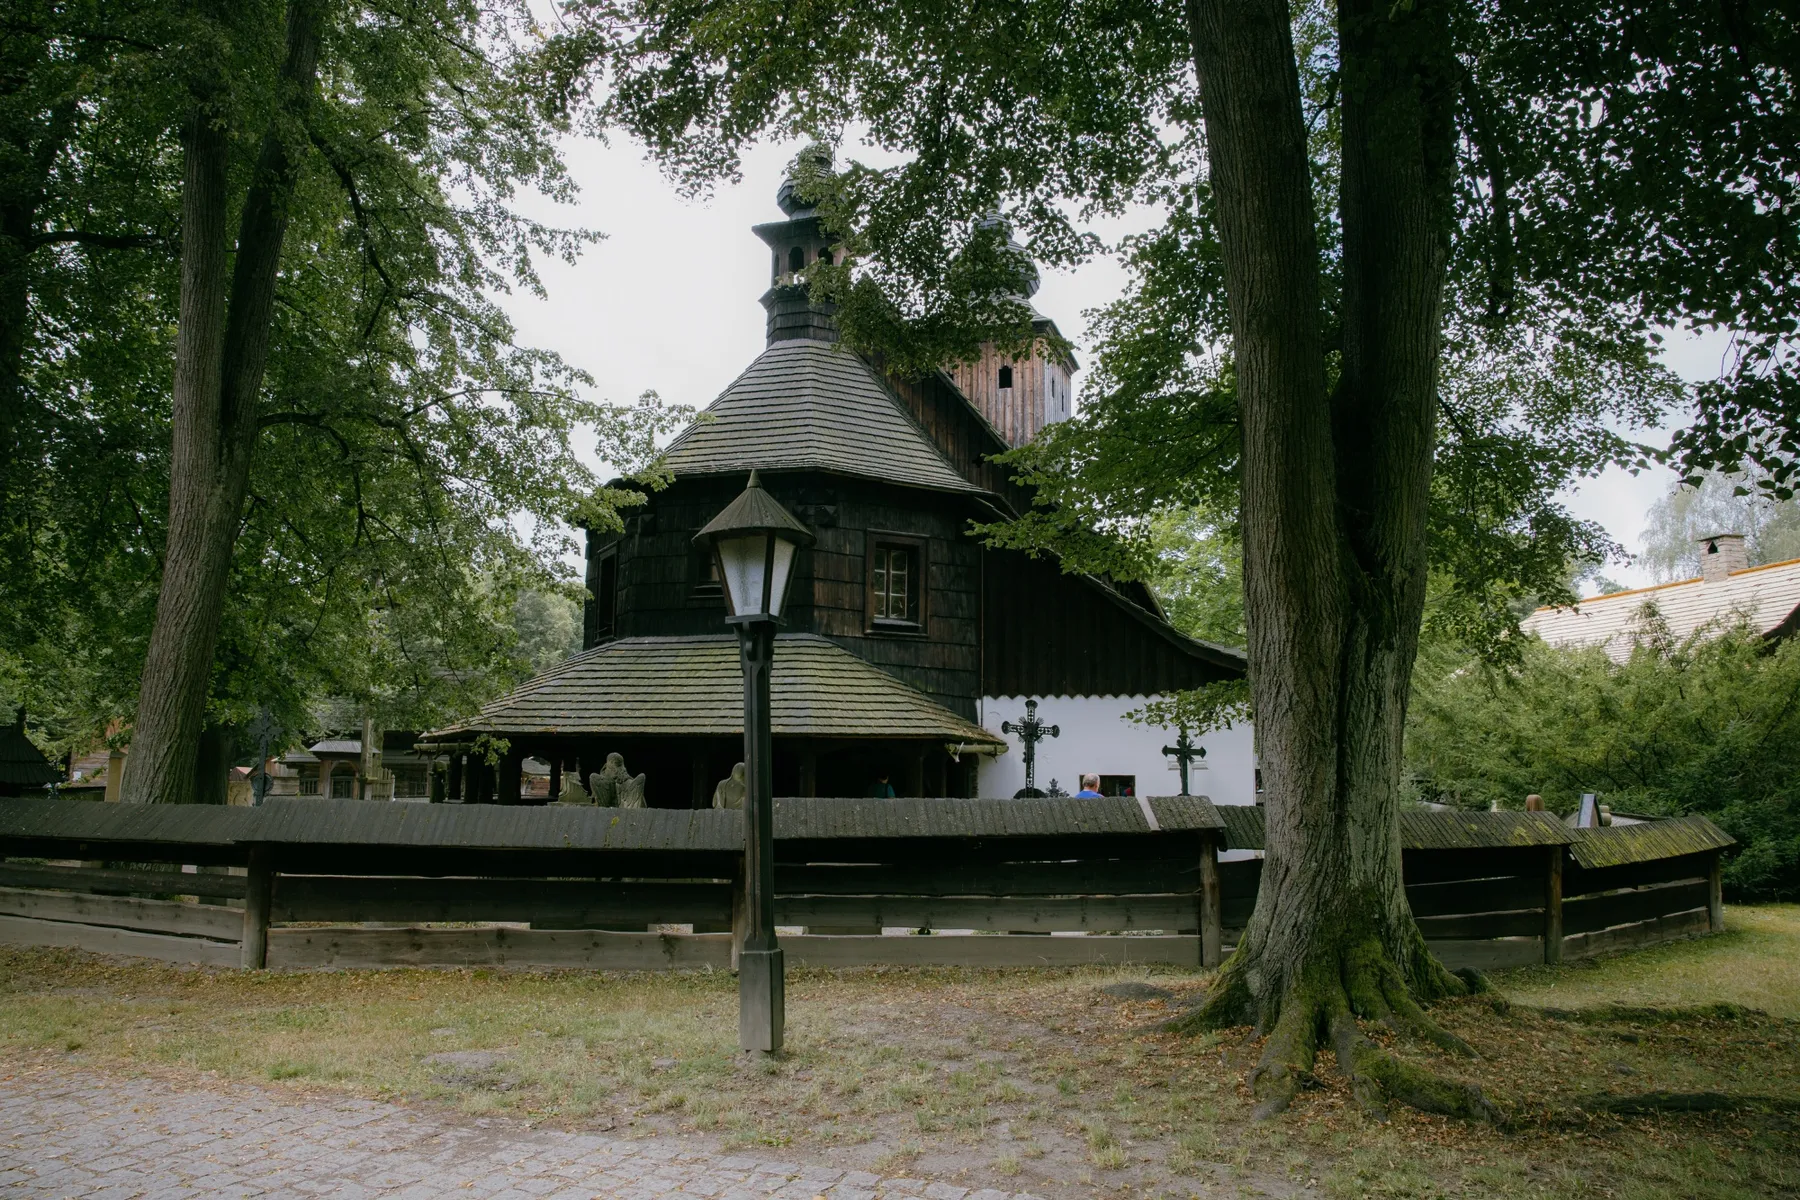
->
<box><xmin>1074</xmin><ymin>773</ymin><xmax>1104</xmax><ymax>799</ymax></box>
<box><xmin>867</xmin><ymin>769</ymin><xmax>897</xmax><ymax>798</ymax></box>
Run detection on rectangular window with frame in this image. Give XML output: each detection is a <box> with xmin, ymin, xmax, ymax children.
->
<box><xmin>868</xmin><ymin>537</ymin><xmax>924</xmax><ymax>631</ymax></box>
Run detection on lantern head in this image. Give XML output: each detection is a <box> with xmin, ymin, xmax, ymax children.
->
<box><xmin>693</xmin><ymin>471</ymin><xmax>815</xmax><ymax>623</ymax></box>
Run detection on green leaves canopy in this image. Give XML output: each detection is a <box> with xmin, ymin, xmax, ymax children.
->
<box><xmin>1</xmin><ymin>0</ymin><xmax>685</xmax><ymax>754</ymax></box>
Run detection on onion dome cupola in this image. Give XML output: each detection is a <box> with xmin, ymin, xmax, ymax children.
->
<box><xmin>751</xmin><ymin>144</ymin><xmax>843</xmax><ymax>346</ymax></box>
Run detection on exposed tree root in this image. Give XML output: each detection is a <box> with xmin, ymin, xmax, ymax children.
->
<box><xmin>1172</xmin><ymin>933</ymin><xmax>1502</xmax><ymax>1124</ymax></box>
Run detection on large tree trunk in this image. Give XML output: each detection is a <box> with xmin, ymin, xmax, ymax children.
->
<box><xmin>1182</xmin><ymin>0</ymin><xmax>1495</xmax><ymax>1121</ymax></box>
<box><xmin>122</xmin><ymin>0</ymin><xmax>323</xmax><ymax>804</ymax></box>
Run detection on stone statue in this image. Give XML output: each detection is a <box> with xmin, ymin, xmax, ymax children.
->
<box><xmin>588</xmin><ymin>752</ymin><xmax>646</xmax><ymax>808</ymax></box>
<box><xmin>555</xmin><ymin>774</ymin><xmax>591</xmax><ymax>805</ymax></box>
<box><xmin>712</xmin><ymin>762</ymin><xmax>748</xmax><ymax>810</ymax></box>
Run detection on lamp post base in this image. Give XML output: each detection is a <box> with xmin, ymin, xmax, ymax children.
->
<box><xmin>738</xmin><ymin>946</ymin><xmax>785</xmax><ymax>1054</ymax></box>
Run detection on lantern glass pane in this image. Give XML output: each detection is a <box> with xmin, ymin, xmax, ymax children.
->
<box><xmin>718</xmin><ymin>534</ymin><xmax>770</xmax><ymax>618</ymax></box>
<box><xmin>766</xmin><ymin>535</ymin><xmax>799</xmax><ymax>617</ymax></box>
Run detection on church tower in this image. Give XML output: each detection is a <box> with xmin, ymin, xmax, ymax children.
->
<box><xmin>947</xmin><ymin>226</ymin><xmax>1078</xmax><ymax>448</ymax></box>
<box><xmin>750</xmin><ymin>149</ymin><xmax>843</xmax><ymax>346</ymax></box>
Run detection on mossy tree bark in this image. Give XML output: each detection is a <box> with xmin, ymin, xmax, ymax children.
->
<box><xmin>1179</xmin><ymin>0</ymin><xmax>1497</xmax><ymax>1120</ymax></box>
<box><xmin>122</xmin><ymin>0</ymin><xmax>324</xmax><ymax>805</ymax></box>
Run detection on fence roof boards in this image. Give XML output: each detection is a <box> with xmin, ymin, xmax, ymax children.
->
<box><xmin>0</xmin><ymin>796</ymin><xmax>255</xmax><ymax>846</ymax></box>
<box><xmin>1211</xmin><ymin>804</ymin><xmax>1574</xmax><ymax>852</ymax></box>
<box><xmin>250</xmin><ymin>798</ymin><xmax>743</xmax><ymax>852</ymax></box>
<box><xmin>1569</xmin><ymin>815</ymin><xmax>1735</xmax><ymax>869</ymax></box>
<box><xmin>770</xmin><ymin>795</ymin><xmax>1223</xmax><ymax>840</ymax></box>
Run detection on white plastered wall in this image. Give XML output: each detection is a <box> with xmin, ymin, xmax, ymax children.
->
<box><xmin>973</xmin><ymin>694</ymin><xmax>1258</xmax><ymax>807</ymax></box>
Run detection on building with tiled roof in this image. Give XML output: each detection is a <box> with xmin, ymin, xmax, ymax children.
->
<box><xmin>427</xmin><ymin>161</ymin><xmax>1251</xmax><ymax>806</ymax></box>
<box><xmin>1523</xmin><ymin>534</ymin><xmax>1800</xmax><ymax>663</ymax></box>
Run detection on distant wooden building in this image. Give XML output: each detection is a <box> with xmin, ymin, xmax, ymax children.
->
<box><xmin>430</xmin><ymin>170</ymin><xmax>1249</xmax><ymax>805</ymax></box>
<box><xmin>0</xmin><ymin>713</ymin><xmax>60</xmax><ymax>799</ymax></box>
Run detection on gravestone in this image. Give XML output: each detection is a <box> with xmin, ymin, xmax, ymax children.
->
<box><xmin>555</xmin><ymin>774</ymin><xmax>591</xmax><ymax>805</ymax></box>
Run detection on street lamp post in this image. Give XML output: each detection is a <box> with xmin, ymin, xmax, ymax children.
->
<box><xmin>694</xmin><ymin>470</ymin><xmax>814</xmax><ymax>1055</ymax></box>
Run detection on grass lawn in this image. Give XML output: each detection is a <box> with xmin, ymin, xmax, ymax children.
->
<box><xmin>1</xmin><ymin>906</ymin><xmax>1796</xmax><ymax>1199</ymax></box>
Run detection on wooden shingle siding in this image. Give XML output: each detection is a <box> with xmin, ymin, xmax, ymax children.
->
<box><xmin>981</xmin><ymin>548</ymin><xmax>1244</xmax><ymax>697</ymax></box>
<box><xmin>660</xmin><ymin>342</ymin><xmax>983</xmax><ymax>495</ymax></box>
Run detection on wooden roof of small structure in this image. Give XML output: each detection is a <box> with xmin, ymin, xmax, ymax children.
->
<box><xmin>0</xmin><ymin>716</ymin><xmax>61</xmax><ymax>788</ymax></box>
<box><xmin>660</xmin><ymin>341</ymin><xmax>986</xmax><ymax>495</ymax></box>
<box><xmin>426</xmin><ymin>634</ymin><xmax>1006</xmax><ymax>748</ymax></box>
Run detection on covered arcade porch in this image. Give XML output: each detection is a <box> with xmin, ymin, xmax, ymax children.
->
<box><xmin>420</xmin><ymin>634</ymin><xmax>1007</xmax><ymax>805</ymax></box>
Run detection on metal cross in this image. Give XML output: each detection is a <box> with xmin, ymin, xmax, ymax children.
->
<box><xmin>1161</xmin><ymin>728</ymin><xmax>1206</xmax><ymax>797</ymax></box>
<box><xmin>1001</xmin><ymin>700</ymin><xmax>1059</xmax><ymax>794</ymax></box>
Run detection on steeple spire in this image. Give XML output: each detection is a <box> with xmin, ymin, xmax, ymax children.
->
<box><xmin>751</xmin><ymin>145</ymin><xmax>841</xmax><ymax>346</ymax></box>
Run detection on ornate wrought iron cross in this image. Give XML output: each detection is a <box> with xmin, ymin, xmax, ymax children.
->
<box><xmin>1161</xmin><ymin>728</ymin><xmax>1206</xmax><ymax>796</ymax></box>
<box><xmin>1001</xmin><ymin>700</ymin><xmax>1059</xmax><ymax>793</ymax></box>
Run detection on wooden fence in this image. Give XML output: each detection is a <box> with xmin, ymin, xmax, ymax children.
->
<box><xmin>0</xmin><ymin>796</ymin><xmax>1731</xmax><ymax>973</ymax></box>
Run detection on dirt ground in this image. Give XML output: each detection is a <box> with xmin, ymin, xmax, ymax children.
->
<box><xmin>3</xmin><ymin>906</ymin><xmax>1798</xmax><ymax>1199</ymax></box>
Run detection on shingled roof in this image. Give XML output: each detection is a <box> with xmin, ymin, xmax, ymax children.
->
<box><xmin>430</xmin><ymin>634</ymin><xmax>1005</xmax><ymax>748</ymax></box>
<box><xmin>661</xmin><ymin>341</ymin><xmax>985</xmax><ymax>495</ymax></box>
<box><xmin>1522</xmin><ymin>557</ymin><xmax>1800</xmax><ymax>663</ymax></box>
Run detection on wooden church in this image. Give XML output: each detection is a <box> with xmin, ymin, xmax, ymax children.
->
<box><xmin>430</xmin><ymin>169</ymin><xmax>1247</xmax><ymax>805</ymax></box>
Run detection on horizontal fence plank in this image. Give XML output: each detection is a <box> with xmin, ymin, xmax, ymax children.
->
<box><xmin>1406</xmin><ymin>875</ymin><xmax>1542</xmax><ymax>918</ymax></box>
<box><xmin>1564</xmin><ymin>853</ymin><xmax>1712</xmax><ymax>899</ymax></box>
<box><xmin>1563</xmin><ymin>908</ymin><xmax>1710</xmax><ymax>961</ymax></box>
<box><xmin>1563</xmin><ymin>880</ymin><xmax>1710</xmax><ymax>936</ymax></box>
<box><xmin>1399</xmin><ymin>846</ymin><xmax>1548</xmax><ymax>886</ymax></box>
<box><xmin>1217</xmin><ymin>860</ymin><xmax>1260</xmax><ymax>901</ymax></box>
<box><xmin>0</xmin><ymin>913</ymin><xmax>240</xmax><ymax>966</ymax></box>
<box><xmin>268</xmin><ymin>847</ymin><xmax>742</xmax><ymax>882</ymax></box>
<box><xmin>1427</xmin><ymin>937</ymin><xmax>1545</xmax><ymax>972</ymax></box>
<box><xmin>0</xmin><ymin>862</ymin><xmax>248</xmax><ymax>899</ymax></box>
<box><xmin>773</xmin><ymin>893</ymin><xmax>1198</xmax><ymax>933</ymax></box>
<box><xmin>0</xmin><ymin>887</ymin><xmax>242</xmax><ymax>941</ymax></box>
<box><xmin>271</xmin><ymin>877</ymin><xmax>731</xmax><ymax>927</ymax></box>
<box><xmin>1416</xmin><ymin>910</ymin><xmax>1544</xmax><ymax>941</ymax></box>
<box><xmin>779</xmin><ymin>933</ymin><xmax>1202</xmax><ymax>969</ymax></box>
<box><xmin>266</xmin><ymin>926</ymin><xmax>733</xmax><ymax>971</ymax></box>
<box><xmin>775</xmin><ymin>833</ymin><xmax>1202</xmax><ymax>869</ymax></box>
<box><xmin>775</xmin><ymin>859</ymin><xmax>1197</xmax><ymax>897</ymax></box>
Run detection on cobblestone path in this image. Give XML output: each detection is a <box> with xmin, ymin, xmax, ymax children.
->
<box><xmin>0</xmin><ymin>1065</ymin><xmax>1046</xmax><ymax>1200</ymax></box>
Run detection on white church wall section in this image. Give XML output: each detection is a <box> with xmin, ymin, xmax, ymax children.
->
<box><xmin>974</xmin><ymin>694</ymin><xmax>1258</xmax><ymax>806</ymax></box>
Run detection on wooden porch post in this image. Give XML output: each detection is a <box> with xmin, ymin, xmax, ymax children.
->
<box><xmin>731</xmin><ymin>852</ymin><xmax>747</xmax><ymax>973</ymax></box>
<box><xmin>498</xmin><ymin>751</ymin><xmax>523</xmax><ymax>805</ymax></box>
<box><xmin>548</xmin><ymin>756</ymin><xmax>561</xmax><ymax>803</ymax></box>
<box><xmin>1708</xmin><ymin>853</ymin><xmax>1725</xmax><ymax>933</ymax></box>
<box><xmin>1544</xmin><ymin>844</ymin><xmax>1564</xmax><ymax>965</ymax></box>
<box><xmin>241</xmin><ymin>845</ymin><xmax>273</xmax><ymax>970</ymax></box>
<box><xmin>1199</xmin><ymin>834</ymin><xmax>1222</xmax><ymax>969</ymax></box>
<box><xmin>797</xmin><ymin>748</ymin><xmax>817</xmax><ymax>798</ymax></box>
<box><xmin>448</xmin><ymin>753</ymin><xmax>464</xmax><ymax>803</ymax></box>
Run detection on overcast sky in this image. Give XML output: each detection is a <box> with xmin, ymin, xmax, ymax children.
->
<box><xmin>498</xmin><ymin>134</ymin><xmax>1732</xmax><ymax>593</ymax></box>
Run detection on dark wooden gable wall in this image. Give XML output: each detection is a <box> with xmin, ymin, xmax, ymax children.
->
<box><xmin>982</xmin><ymin>548</ymin><xmax>1244</xmax><ymax>698</ymax></box>
<box><xmin>880</xmin><ymin>360</ymin><xmax>1032</xmax><ymax>510</ymax></box>
<box><xmin>588</xmin><ymin>474</ymin><xmax>983</xmax><ymax>719</ymax></box>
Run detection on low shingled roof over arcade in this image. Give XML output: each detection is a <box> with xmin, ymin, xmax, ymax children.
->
<box><xmin>660</xmin><ymin>340</ymin><xmax>985</xmax><ymax>495</ymax></box>
<box><xmin>427</xmin><ymin>634</ymin><xmax>1005</xmax><ymax>749</ymax></box>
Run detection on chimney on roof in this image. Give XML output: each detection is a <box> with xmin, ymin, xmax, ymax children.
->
<box><xmin>1697</xmin><ymin>532</ymin><xmax>1749</xmax><ymax>582</ymax></box>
